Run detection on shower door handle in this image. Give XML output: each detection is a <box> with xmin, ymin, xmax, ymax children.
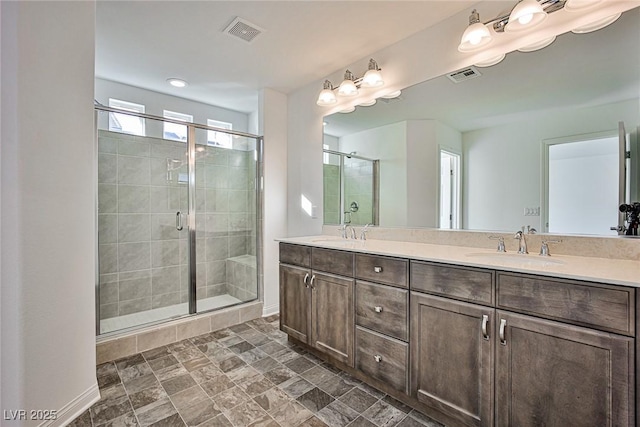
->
<box><xmin>176</xmin><ymin>211</ymin><xmax>184</xmax><ymax>231</ymax></box>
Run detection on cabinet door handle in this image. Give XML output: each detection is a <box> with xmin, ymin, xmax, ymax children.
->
<box><xmin>176</xmin><ymin>211</ymin><xmax>183</xmax><ymax>231</ymax></box>
<box><xmin>303</xmin><ymin>273</ymin><xmax>309</xmax><ymax>288</ymax></box>
<box><xmin>374</xmin><ymin>306</ymin><xmax>383</xmax><ymax>313</ymax></box>
<box><xmin>482</xmin><ymin>314</ymin><xmax>489</xmax><ymax>341</ymax></box>
<box><xmin>309</xmin><ymin>275</ymin><xmax>316</xmax><ymax>289</ymax></box>
<box><xmin>499</xmin><ymin>319</ymin><xmax>507</xmax><ymax>346</ymax></box>
<box><xmin>373</xmin><ymin>266</ymin><xmax>383</xmax><ymax>273</ymax></box>
<box><xmin>374</xmin><ymin>355</ymin><xmax>382</xmax><ymax>363</ymax></box>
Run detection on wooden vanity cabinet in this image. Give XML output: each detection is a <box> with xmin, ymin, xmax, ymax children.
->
<box><xmin>411</xmin><ymin>293</ymin><xmax>494</xmax><ymax>427</ymax></box>
<box><xmin>280</xmin><ymin>242</ymin><xmax>637</xmax><ymax>427</ymax></box>
<box><xmin>279</xmin><ymin>243</ymin><xmax>355</xmax><ymax>367</ymax></box>
<box><xmin>495</xmin><ymin>310</ymin><xmax>634</xmax><ymax>427</ymax></box>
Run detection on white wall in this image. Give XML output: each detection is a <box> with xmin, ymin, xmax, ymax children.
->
<box><xmin>340</xmin><ymin>122</ymin><xmax>408</xmax><ymax>226</ymax></box>
<box><xmin>462</xmin><ymin>99</ymin><xmax>639</xmax><ymax>232</ymax></box>
<box><xmin>95</xmin><ymin>78</ymin><xmax>250</xmax><ymax>136</ymax></box>
<box><xmin>286</xmin><ymin>2</ymin><xmax>637</xmax><ymax>237</ymax></box>
<box><xmin>259</xmin><ymin>89</ymin><xmax>288</xmax><ymax>316</ymax></box>
<box><xmin>1</xmin><ymin>1</ymin><xmax>99</xmax><ymax>425</ymax></box>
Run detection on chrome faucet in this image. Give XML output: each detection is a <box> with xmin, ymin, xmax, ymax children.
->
<box><xmin>514</xmin><ymin>229</ymin><xmax>528</xmax><ymax>254</ymax></box>
<box><xmin>489</xmin><ymin>236</ymin><xmax>506</xmax><ymax>252</ymax></box>
<box><xmin>360</xmin><ymin>223</ymin><xmax>373</xmax><ymax>240</ymax></box>
<box><xmin>539</xmin><ymin>239</ymin><xmax>562</xmax><ymax>256</ymax></box>
<box><xmin>341</xmin><ymin>224</ymin><xmax>356</xmax><ymax>239</ymax></box>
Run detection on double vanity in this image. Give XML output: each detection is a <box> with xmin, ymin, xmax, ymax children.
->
<box><xmin>277</xmin><ymin>235</ymin><xmax>640</xmax><ymax>427</ymax></box>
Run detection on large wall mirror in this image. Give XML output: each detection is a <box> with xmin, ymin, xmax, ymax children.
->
<box><xmin>323</xmin><ymin>7</ymin><xmax>640</xmax><ymax>236</ymax></box>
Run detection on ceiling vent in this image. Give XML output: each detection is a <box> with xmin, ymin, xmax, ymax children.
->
<box><xmin>224</xmin><ymin>17</ymin><xmax>264</xmax><ymax>43</ymax></box>
<box><xmin>447</xmin><ymin>66</ymin><xmax>482</xmax><ymax>83</ymax></box>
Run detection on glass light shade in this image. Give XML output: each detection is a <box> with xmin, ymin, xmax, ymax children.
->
<box><xmin>338</xmin><ymin>79</ymin><xmax>359</xmax><ymax>97</ymax></box>
<box><xmin>458</xmin><ymin>22</ymin><xmax>492</xmax><ymax>52</ymax></box>
<box><xmin>565</xmin><ymin>0</ymin><xmax>602</xmax><ymax>12</ymax></box>
<box><xmin>572</xmin><ymin>13</ymin><xmax>621</xmax><ymax>33</ymax></box>
<box><xmin>505</xmin><ymin>0</ymin><xmax>547</xmax><ymax>32</ymax></box>
<box><xmin>361</xmin><ymin>69</ymin><xmax>384</xmax><ymax>88</ymax></box>
<box><xmin>381</xmin><ymin>90</ymin><xmax>402</xmax><ymax>99</ymax></box>
<box><xmin>518</xmin><ymin>35</ymin><xmax>556</xmax><ymax>52</ymax></box>
<box><xmin>475</xmin><ymin>53</ymin><xmax>506</xmax><ymax>67</ymax></box>
<box><xmin>339</xmin><ymin>106</ymin><xmax>356</xmax><ymax>113</ymax></box>
<box><xmin>358</xmin><ymin>99</ymin><xmax>377</xmax><ymax>107</ymax></box>
<box><xmin>316</xmin><ymin>88</ymin><xmax>337</xmax><ymax>106</ymax></box>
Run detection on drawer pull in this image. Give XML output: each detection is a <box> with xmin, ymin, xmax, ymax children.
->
<box><xmin>374</xmin><ymin>306</ymin><xmax>383</xmax><ymax>313</ymax></box>
<box><xmin>374</xmin><ymin>266</ymin><xmax>383</xmax><ymax>273</ymax></box>
<box><xmin>499</xmin><ymin>319</ymin><xmax>507</xmax><ymax>346</ymax></box>
<box><xmin>482</xmin><ymin>314</ymin><xmax>489</xmax><ymax>341</ymax></box>
<box><xmin>303</xmin><ymin>273</ymin><xmax>310</xmax><ymax>288</ymax></box>
<box><xmin>374</xmin><ymin>355</ymin><xmax>382</xmax><ymax>363</ymax></box>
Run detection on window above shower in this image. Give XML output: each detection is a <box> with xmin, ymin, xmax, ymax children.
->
<box><xmin>163</xmin><ymin>110</ymin><xmax>193</xmax><ymax>142</ymax></box>
<box><xmin>108</xmin><ymin>98</ymin><xmax>145</xmax><ymax>136</ymax></box>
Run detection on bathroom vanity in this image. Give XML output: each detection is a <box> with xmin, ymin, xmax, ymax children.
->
<box><xmin>277</xmin><ymin>236</ymin><xmax>640</xmax><ymax>427</ymax></box>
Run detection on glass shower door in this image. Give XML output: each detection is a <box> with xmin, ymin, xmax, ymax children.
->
<box><xmin>97</xmin><ymin>113</ymin><xmax>191</xmax><ymax>333</ymax></box>
<box><xmin>193</xmin><ymin>128</ymin><xmax>258</xmax><ymax>313</ymax></box>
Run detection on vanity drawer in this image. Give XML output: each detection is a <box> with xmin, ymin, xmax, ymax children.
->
<box><xmin>356</xmin><ymin>326</ymin><xmax>408</xmax><ymax>394</ymax></box>
<box><xmin>355</xmin><ymin>254</ymin><xmax>408</xmax><ymax>288</ymax></box>
<box><xmin>280</xmin><ymin>243</ymin><xmax>311</xmax><ymax>268</ymax></box>
<box><xmin>497</xmin><ymin>273</ymin><xmax>635</xmax><ymax>336</ymax></box>
<box><xmin>312</xmin><ymin>247</ymin><xmax>354</xmax><ymax>277</ymax></box>
<box><xmin>410</xmin><ymin>261</ymin><xmax>494</xmax><ymax>305</ymax></box>
<box><xmin>356</xmin><ymin>281</ymin><xmax>408</xmax><ymax>341</ymax></box>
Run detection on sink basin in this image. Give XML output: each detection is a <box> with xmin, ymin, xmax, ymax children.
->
<box><xmin>465</xmin><ymin>252</ymin><xmax>565</xmax><ymax>266</ymax></box>
<box><xmin>309</xmin><ymin>237</ymin><xmax>345</xmax><ymax>243</ymax></box>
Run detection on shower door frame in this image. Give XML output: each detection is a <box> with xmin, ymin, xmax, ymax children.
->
<box><xmin>94</xmin><ymin>106</ymin><xmax>264</xmax><ymax>337</ymax></box>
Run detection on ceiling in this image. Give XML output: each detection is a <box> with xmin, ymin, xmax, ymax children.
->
<box><xmin>323</xmin><ymin>8</ymin><xmax>640</xmax><ymax>137</ymax></box>
<box><xmin>95</xmin><ymin>1</ymin><xmax>475</xmax><ymax>114</ymax></box>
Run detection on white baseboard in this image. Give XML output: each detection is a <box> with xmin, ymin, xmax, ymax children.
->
<box><xmin>262</xmin><ymin>303</ymin><xmax>279</xmax><ymax>317</ymax></box>
<box><xmin>40</xmin><ymin>383</ymin><xmax>100</xmax><ymax>427</ymax></box>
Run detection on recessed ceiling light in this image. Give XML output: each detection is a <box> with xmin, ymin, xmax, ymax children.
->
<box><xmin>167</xmin><ymin>78</ymin><xmax>188</xmax><ymax>88</ymax></box>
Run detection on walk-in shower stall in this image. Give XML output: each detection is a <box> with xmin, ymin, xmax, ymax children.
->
<box><xmin>95</xmin><ymin>107</ymin><xmax>262</xmax><ymax>335</ymax></box>
<box><xmin>323</xmin><ymin>149</ymin><xmax>379</xmax><ymax>226</ymax></box>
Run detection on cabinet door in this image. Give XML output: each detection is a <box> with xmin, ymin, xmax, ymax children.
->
<box><xmin>410</xmin><ymin>292</ymin><xmax>494</xmax><ymax>427</ymax></box>
<box><xmin>311</xmin><ymin>272</ymin><xmax>355</xmax><ymax>367</ymax></box>
<box><xmin>495</xmin><ymin>311</ymin><xmax>634</xmax><ymax>427</ymax></box>
<box><xmin>279</xmin><ymin>264</ymin><xmax>311</xmax><ymax>343</ymax></box>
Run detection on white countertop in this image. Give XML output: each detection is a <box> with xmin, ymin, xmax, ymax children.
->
<box><xmin>277</xmin><ymin>235</ymin><xmax>640</xmax><ymax>288</ymax></box>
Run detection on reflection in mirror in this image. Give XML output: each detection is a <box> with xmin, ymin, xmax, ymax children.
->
<box><xmin>322</xmin><ymin>148</ymin><xmax>379</xmax><ymax>226</ymax></box>
<box><xmin>323</xmin><ymin>8</ymin><xmax>640</xmax><ymax>236</ymax></box>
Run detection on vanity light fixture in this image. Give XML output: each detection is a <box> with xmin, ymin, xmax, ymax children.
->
<box><xmin>505</xmin><ymin>0</ymin><xmax>547</xmax><ymax>32</ymax></box>
<box><xmin>167</xmin><ymin>78</ymin><xmax>188</xmax><ymax>88</ymax></box>
<box><xmin>518</xmin><ymin>35</ymin><xmax>556</xmax><ymax>52</ymax></box>
<box><xmin>381</xmin><ymin>90</ymin><xmax>402</xmax><ymax>99</ymax></box>
<box><xmin>316</xmin><ymin>58</ymin><xmax>385</xmax><ymax>106</ymax></box>
<box><xmin>475</xmin><ymin>53</ymin><xmax>506</xmax><ymax>67</ymax></box>
<box><xmin>564</xmin><ymin>0</ymin><xmax>602</xmax><ymax>12</ymax></box>
<box><xmin>571</xmin><ymin>12</ymin><xmax>621</xmax><ymax>33</ymax></box>
<box><xmin>458</xmin><ymin>9</ymin><xmax>493</xmax><ymax>52</ymax></box>
<box><xmin>459</xmin><ymin>1</ymin><xmax>624</xmax><ymax>58</ymax></box>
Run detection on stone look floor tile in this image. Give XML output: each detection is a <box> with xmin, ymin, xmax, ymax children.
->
<box><xmin>135</xmin><ymin>397</ymin><xmax>177</xmax><ymax>427</ymax></box>
<box><xmin>268</xmin><ymin>400</ymin><xmax>313</xmax><ymax>427</ymax></box>
<box><xmin>77</xmin><ymin>315</ymin><xmax>448</xmax><ymax>427</ymax></box>
<box><xmin>339</xmin><ymin>387</ymin><xmax>379</xmax><ymax>413</ymax></box>
<box><xmin>362</xmin><ymin>400</ymin><xmax>407</xmax><ymax>427</ymax></box>
<box><xmin>254</xmin><ymin>387</ymin><xmax>291</xmax><ymax>413</ymax></box>
<box><xmin>297</xmin><ymin>387</ymin><xmax>335</xmax><ymax>412</ymax></box>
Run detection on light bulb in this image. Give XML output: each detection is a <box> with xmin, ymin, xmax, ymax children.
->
<box><xmin>458</xmin><ymin>10</ymin><xmax>492</xmax><ymax>52</ymax></box>
<box><xmin>505</xmin><ymin>0</ymin><xmax>547</xmax><ymax>32</ymax></box>
<box><xmin>337</xmin><ymin>70</ymin><xmax>358</xmax><ymax>97</ymax></box>
<box><xmin>518</xmin><ymin>13</ymin><xmax>533</xmax><ymax>25</ymax></box>
<box><xmin>316</xmin><ymin>80</ymin><xmax>337</xmax><ymax>106</ymax></box>
<box><xmin>361</xmin><ymin>69</ymin><xmax>384</xmax><ymax>88</ymax></box>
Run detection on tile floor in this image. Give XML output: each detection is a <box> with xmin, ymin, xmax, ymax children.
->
<box><xmin>71</xmin><ymin>315</ymin><xmax>444</xmax><ymax>427</ymax></box>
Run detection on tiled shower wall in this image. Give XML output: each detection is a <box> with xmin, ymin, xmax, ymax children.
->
<box><xmin>98</xmin><ymin>130</ymin><xmax>256</xmax><ymax>320</ymax></box>
<box><xmin>343</xmin><ymin>158</ymin><xmax>374</xmax><ymax>226</ymax></box>
<box><xmin>323</xmin><ymin>164</ymin><xmax>340</xmax><ymax>225</ymax></box>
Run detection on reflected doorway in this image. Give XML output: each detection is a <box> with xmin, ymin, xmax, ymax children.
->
<box><xmin>439</xmin><ymin>150</ymin><xmax>461</xmax><ymax>229</ymax></box>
